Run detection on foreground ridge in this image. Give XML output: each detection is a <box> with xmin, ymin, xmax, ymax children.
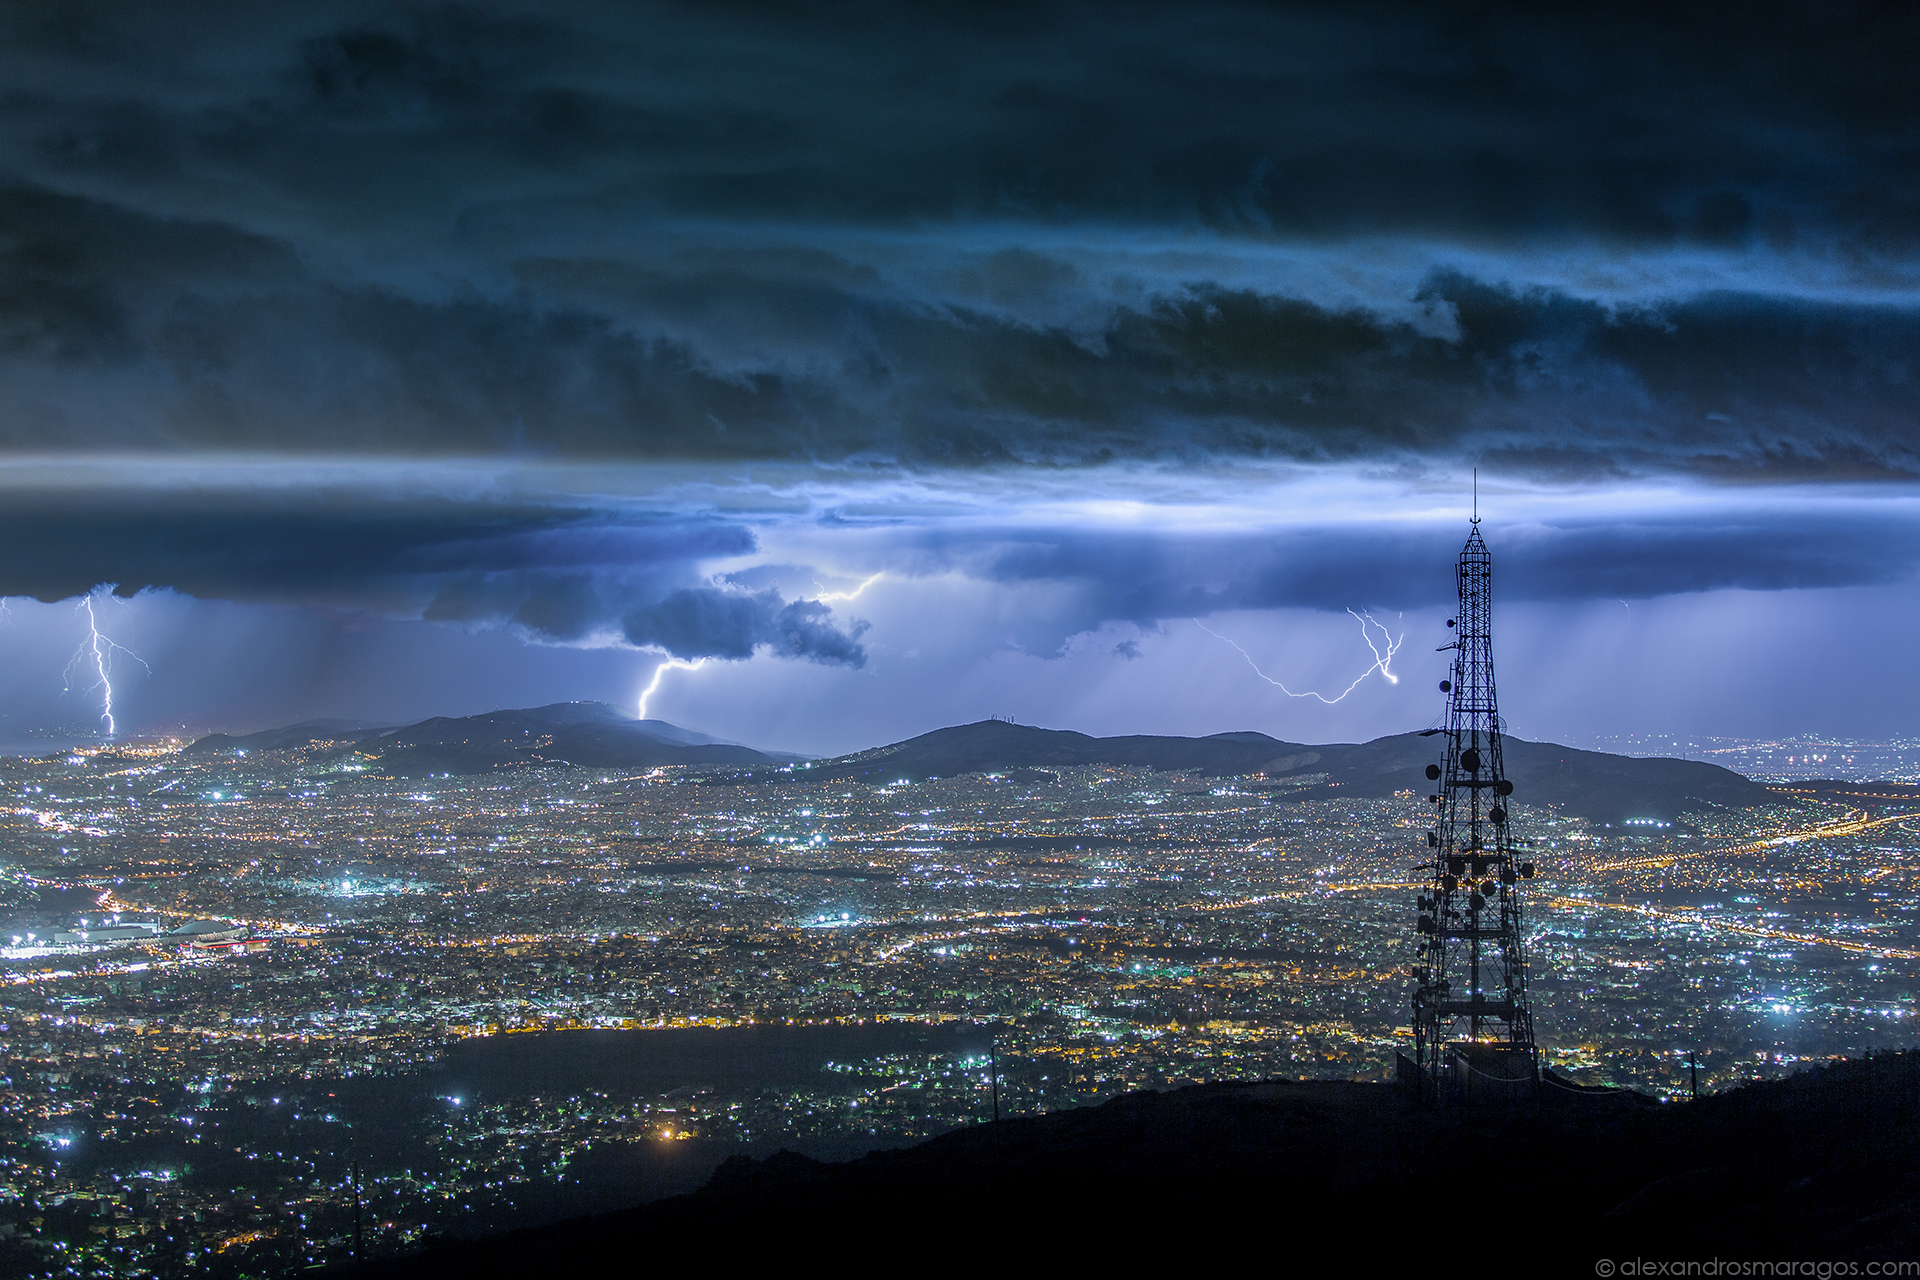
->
<box><xmin>343</xmin><ymin>1051</ymin><xmax>1920</xmax><ymax>1272</ymax></box>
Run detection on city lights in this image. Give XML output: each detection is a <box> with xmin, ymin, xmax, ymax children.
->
<box><xmin>0</xmin><ymin>733</ymin><xmax>1915</xmax><ymax>1270</ymax></box>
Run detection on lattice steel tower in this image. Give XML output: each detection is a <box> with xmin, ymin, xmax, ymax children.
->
<box><xmin>1410</xmin><ymin>515</ymin><xmax>1537</xmax><ymax>1086</ymax></box>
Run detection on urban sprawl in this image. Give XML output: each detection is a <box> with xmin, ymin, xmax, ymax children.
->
<box><xmin>1</xmin><ymin>737</ymin><xmax>1916</xmax><ymax>1274</ymax></box>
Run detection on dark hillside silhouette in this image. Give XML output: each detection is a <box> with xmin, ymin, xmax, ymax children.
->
<box><xmin>341</xmin><ymin>1051</ymin><xmax>1920</xmax><ymax>1273</ymax></box>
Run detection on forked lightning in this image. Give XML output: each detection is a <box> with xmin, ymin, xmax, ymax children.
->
<box><xmin>1193</xmin><ymin>608</ymin><xmax>1404</xmax><ymax>704</ymax></box>
<box><xmin>63</xmin><ymin>591</ymin><xmax>150</xmax><ymax>738</ymax></box>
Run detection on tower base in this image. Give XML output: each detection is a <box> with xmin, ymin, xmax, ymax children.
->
<box><xmin>1397</xmin><ymin>1044</ymin><xmax>1537</xmax><ymax>1109</ymax></box>
<box><xmin>1448</xmin><ymin>1042</ymin><xmax>1537</xmax><ymax>1107</ymax></box>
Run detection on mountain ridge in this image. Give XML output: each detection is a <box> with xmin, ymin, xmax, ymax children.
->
<box><xmin>188</xmin><ymin>708</ymin><xmax>1776</xmax><ymax>821</ymax></box>
<box><xmin>339</xmin><ymin>1052</ymin><xmax>1920</xmax><ymax>1273</ymax></box>
<box><xmin>186</xmin><ymin>701</ymin><xmax>782</xmax><ymax>775</ymax></box>
<box><xmin>766</xmin><ymin>719</ymin><xmax>1776</xmax><ymax>823</ymax></box>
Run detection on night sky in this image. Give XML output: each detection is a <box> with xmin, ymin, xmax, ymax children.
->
<box><xmin>2</xmin><ymin>2</ymin><xmax>1917</xmax><ymax>753</ymax></box>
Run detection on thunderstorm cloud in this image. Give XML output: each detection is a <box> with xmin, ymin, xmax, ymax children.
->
<box><xmin>0</xmin><ymin>2</ymin><xmax>1916</xmax><ymax>741</ymax></box>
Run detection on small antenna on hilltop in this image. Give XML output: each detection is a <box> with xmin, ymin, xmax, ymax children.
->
<box><xmin>1472</xmin><ymin>467</ymin><xmax>1479</xmax><ymax>524</ymax></box>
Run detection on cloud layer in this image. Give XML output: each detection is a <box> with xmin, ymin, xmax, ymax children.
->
<box><xmin>0</xmin><ymin>2</ymin><xmax>1916</xmax><ymax>736</ymax></box>
<box><xmin>1</xmin><ymin>2</ymin><xmax>1916</xmax><ymax>475</ymax></box>
<box><xmin>0</xmin><ymin>487</ymin><xmax>868</xmax><ymax>665</ymax></box>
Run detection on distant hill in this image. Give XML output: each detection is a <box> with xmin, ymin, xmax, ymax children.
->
<box><xmin>1276</xmin><ymin>730</ymin><xmax>1776</xmax><ymax>825</ymax></box>
<box><xmin>804</xmin><ymin>719</ymin><xmax>1323</xmax><ymax>780</ymax></box>
<box><xmin>187</xmin><ymin>702</ymin><xmax>781</xmax><ymax>776</ymax></box>
<box><xmin>342</xmin><ymin>1053</ymin><xmax>1920</xmax><ymax>1273</ymax></box>
<box><xmin>187</xmin><ymin>708</ymin><xmax>1774</xmax><ymax>820</ymax></box>
<box><xmin>775</xmin><ymin>720</ymin><xmax>1773</xmax><ymax>823</ymax></box>
<box><xmin>185</xmin><ymin>718</ymin><xmax>392</xmax><ymax>754</ymax></box>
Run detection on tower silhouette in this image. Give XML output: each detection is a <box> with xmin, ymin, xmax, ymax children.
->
<box><xmin>1410</xmin><ymin>516</ymin><xmax>1537</xmax><ymax>1091</ymax></box>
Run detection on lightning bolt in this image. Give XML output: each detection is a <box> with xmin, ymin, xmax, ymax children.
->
<box><xmin>1352</xmin><ymin>609</ymin><xmax>1403</xmax><ymax>685</ymax></box>
<box><xmin>637</xmin><ymin>655</ymin><xmax>707</xmax><ymax>719</ymax></box>
<box><xmin>816</xmin><ymin>572</ymin><xmax>883</xmax><ymax>602</ymax></box>
<box><xmin>1193</xmin><ymin>608</ymin><xmax>1403</xmax><ymax>704</ymax></box>
<box><xmin>62</xmin><ymin>591</ymin><xmax>149</xmax><ymax>738</ymax></box>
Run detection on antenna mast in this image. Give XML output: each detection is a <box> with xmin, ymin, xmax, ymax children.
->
<box><xmin>1409</xmin><ymin>513</ymin><xmax>1537</xmax><ymax>1093</ymax></box>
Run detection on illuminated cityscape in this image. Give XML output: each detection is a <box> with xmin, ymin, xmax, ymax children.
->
<box><xmin>0</xmin><ymin>735</ymin><xmax>1915</xmax><ymax>1272</ymax></box>
<box><xmin>1585</xmin><ymin>735</ymin><xmax>1920</xmax><ymax>785</ymax></box>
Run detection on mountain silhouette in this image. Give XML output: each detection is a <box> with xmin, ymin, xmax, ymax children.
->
<box><xmin>191</xmin><ymin>710</ymin><xmax>1774</xmax><ymax>820</ymax></box>
<box><xmin>755</xmin><ymin>720</ymin><xmax>1773</xmax><ymax>823</ymax></box>
<box><xmin>187</xmin><ymin>702</ymin><xmax>776</xmax><ymax>775</ymax></box>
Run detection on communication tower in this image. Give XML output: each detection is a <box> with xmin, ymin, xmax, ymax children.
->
<box><xmin>1408</xmin><ymin>514</ymin><xmax>1537</xmax><ymax>1093</ymax></box>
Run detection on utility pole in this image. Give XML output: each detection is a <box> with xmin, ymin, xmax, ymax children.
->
<box><xmin>988</xmin><ymin>1035</ymin><xmax>1001</xmax><ymax>1122</ymax></box>
<box><xmin>1690</xmin><ymin>1051</ymin><xmax>1700</xmax><ymax>1100</ymax></box>
<box><xmin>1411</xmin><ymin>514</ymin><xmax>1539</xmax><ymax>1093</ymax></box>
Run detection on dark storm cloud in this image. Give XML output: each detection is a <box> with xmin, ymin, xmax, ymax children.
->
<box><xmin>0</xmin><ymin>0</ymin><xmax>1915</xmax><ymax>645</ymax></box>
<box><xmin>62</xmin><ymin>0</ymin><xmax>1888</xmax><ymax>240</ymax></box>
<box><xmin>7</xmin><ymin>188</ymin><xmax>1920</xmax><ymax>475</ymax></box>
<box><xmin>0</xmin><ymin>2</ymin><xmax>1912</xmax><ymax>470</ymax></box>
<box><xmin>0</xmin><ymin>496</ymin><xmax>867</xmax><ymax>662</ymax></box>
<box><xmin>916</xmin><ymin>508</ymin><xmax>1920</xmax><ymax>652</ymax></box>
<box><xmin>621</xmin><ymin>589</ymin><xmax>867</xmax><ymax>665</ymax></box>
<box><xmin>0</xmin><ymin>499</ymin><xmax>742</xmax><ymax>601</ymax></box>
